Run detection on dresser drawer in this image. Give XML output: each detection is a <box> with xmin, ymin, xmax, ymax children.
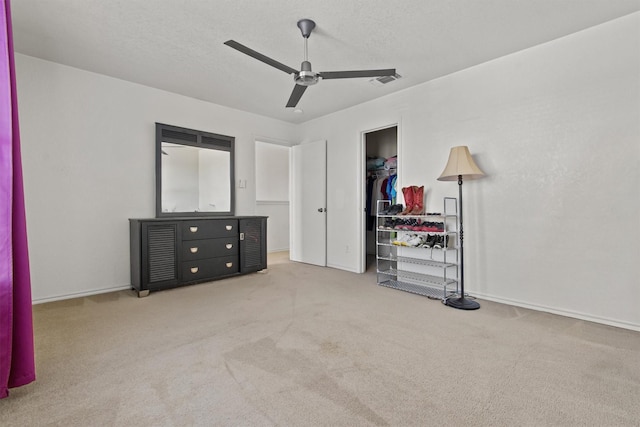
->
<box><xmin>181</xmin><ymin>219</ymin><xmax>238</xmax><ymax>240</ymax></box>
<box><xmin>181</xmin><ymin>256</ymin><xmax>239</xmax><ymax>281</ymax></box>
<box><xmin>181</xmin><ymin>238</ymin><xmax>238</xmax><ymax>261</ymax></box>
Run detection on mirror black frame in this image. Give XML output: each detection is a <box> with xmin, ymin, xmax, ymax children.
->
<box><xmin>156</xmin><ymin>123</ymin><xmax>235</xmax><ymax>217</ymax></box>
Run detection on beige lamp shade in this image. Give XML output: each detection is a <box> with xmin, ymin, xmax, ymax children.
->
<box><xmin>437</xmin><ymin>146</ymin><xmax>485</xmax><ymax>181</ymax></box>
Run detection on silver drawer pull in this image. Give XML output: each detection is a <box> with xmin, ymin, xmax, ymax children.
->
<box><xmin>189</xmin><ymin>226</ymin><xmax>198</xmax><ymax>233</ymax></box>
<box><xmin>226</xmin><ymin>243</ymin><xmax>233</xmax><ymax>249</ymax></box>
<box><xmin>190</xmin><ymin>267</ymin><xmax>199</xmax><ymax>274</ymax></box>
<box><xmin>190</xmin><ymin>247</ymin><xmax>198</xmax><ymax>254</ymax></box>
<box><xmin>226</xmin><ymin>262</ymin><xmax>233</xmax><ymax>268</ymax></box>
<box><xmin>225</xmin><ymin>225</ymin><xmax>233</xmax><ymax>231</ymax></box>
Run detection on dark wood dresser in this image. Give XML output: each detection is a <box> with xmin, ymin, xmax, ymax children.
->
<box><xmin>129</xmin><ymin>216</ymin><xmax>267</xmax><ymax>296</ymax></box>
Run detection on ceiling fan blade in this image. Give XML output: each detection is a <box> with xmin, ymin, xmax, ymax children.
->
<box><xmin>286</xmin><ymin>85</ymin><xmax>308</xmax><ymax>108</ymax></box>
<box><xmin>319</xmin><ymin>69</ymin><xmax>396</xmax><ymax>79</ymax></box>
<box><xmin>224</xmin><ymin>40</ymin><xmax>298</xmax><ymax>75</ymax></box>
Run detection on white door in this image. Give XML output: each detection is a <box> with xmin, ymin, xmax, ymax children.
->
<box><xmin>290</xmin><ymin>140</ymin><xmax>327</xmax><ymax>266</ymax></box>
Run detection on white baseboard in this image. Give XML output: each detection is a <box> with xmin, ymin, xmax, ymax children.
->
<box><xmin>473</xmin><ymin>292</ymin><xmax>640</xmax><ymax>332</ymax></box>
<box><xmin>33</xmin><ymin>285</ymin><xmax>132</xmax><ymax>305</ymax></box>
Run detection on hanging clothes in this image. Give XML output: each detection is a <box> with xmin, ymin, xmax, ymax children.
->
<box><xmin>387</xmin><ymin>174</ymin><xmax>397</xmax><ymax>204</ymax></box>
<box><xmin>380</xmin><ymin>177</ymin><xmax>389</xmax><ymax>200</ymax></box>
<box><xmin>365</xmin><ymin>156</ymin><xmax>398</xmax><ymax>230</ymax></box>
<box><xmin>365</xmin><ymin>172</ymin><xmax>398</xmax><ymax>230</ymax></box>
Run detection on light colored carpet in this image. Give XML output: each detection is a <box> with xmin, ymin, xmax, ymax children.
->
<box><xmin>1</xmin><ymin>251</ymin><xmax>639</xmax><ymax>426</ymax></box>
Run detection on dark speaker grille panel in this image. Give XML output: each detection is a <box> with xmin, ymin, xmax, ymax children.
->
<box><xmin>243</xmin><ymin>220</ymin><xmax>262</xmax><ymax>268</ymax></box>
<box><xmin>201</xmin><ymin>136</ymin><xmax>232</xmax><ymax>148</ymax></box>
<box><xmin>162</xmin><ymin>129</ymin><xmax>197</xmax><ymax>142</ymax></box>
<box><xmin>148</xmin><ymin>226</ymin><xmax>176</xmax><ymax>283</ymax></box>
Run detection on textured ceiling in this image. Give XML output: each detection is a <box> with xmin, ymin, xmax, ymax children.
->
<box><xmin>11</xmin><ymin>0</ymin><xmax>640</xmax><ymax>124</ymax></box>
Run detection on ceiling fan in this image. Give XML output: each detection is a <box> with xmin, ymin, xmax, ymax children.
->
<box><xmin>224</xmin><ymin>19</ymin><xmax>396</xmax><ymax>108</ymax></box>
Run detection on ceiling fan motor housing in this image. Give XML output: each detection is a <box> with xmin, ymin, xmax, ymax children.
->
<box><xmin>295</xmin><ymin>60</ymin><xmax>319</xmax><ymax>86</ymax></box>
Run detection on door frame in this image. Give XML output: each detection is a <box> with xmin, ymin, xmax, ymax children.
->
<box><xmin>359</xmin><ymin>123</ymin><xmax>400</xmax><ymax>274</ymax></box>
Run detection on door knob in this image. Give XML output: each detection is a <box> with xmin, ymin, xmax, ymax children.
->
<box><xmin>317</xmin><ymin>208</ymin><xmax>326</xmax><ymax>213</ymax></box>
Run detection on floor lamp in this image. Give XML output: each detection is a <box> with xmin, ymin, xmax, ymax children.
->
<box><xmin>437</xmin><ymin>146</ymin><xmax>485</xmax><ymax>310</ymax></box>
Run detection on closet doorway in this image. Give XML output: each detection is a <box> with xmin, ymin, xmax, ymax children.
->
<box><xmin>255</xmin><ymin>140</ymin><xmax>291</xmax><ymax>253</ymax></box>
<box><xmin>363</xmin><ymin>125</ymin><xmax>398</xmax><ymax>272</ymax></box>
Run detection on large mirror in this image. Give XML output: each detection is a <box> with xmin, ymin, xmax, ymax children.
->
<box><xmin>156</xmin><ymin>123</ymin><xmax>235</xmax><ymax>217</ymax></box>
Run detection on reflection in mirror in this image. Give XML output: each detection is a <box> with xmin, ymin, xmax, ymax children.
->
<box><xmin>161</xmin><ymin>143</ymin><xmax>231</xmax><ymax>213</ymax></box>
<box><xmin>156</xmin><ymin>123</ymin><xmax>235</xmax><ymax>217</ymax></box>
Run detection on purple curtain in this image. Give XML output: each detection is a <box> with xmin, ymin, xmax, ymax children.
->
<box><xmin>0</xmin><ymin>0</ymin><xmax>35</xmax><ymax>399</ymax></box>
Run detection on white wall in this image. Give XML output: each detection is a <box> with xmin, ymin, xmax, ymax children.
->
<box><xmin>297</xmin><ymin>13</ymin><xmax>640</xmax><ymax>330</ymax></box>
<box><xmin>16</xmin><ymin>54</ymin><xmax>296</xmax><ymax>302</ymax></box>
<box><xmin>255</xmin><ymin>141</ymin><xmax>290</xmax><ymax>202</ymax></box>
<box><xmin>254</xmin><ymin>202</ymin><xmax>290</xmax><ymax>252</ymax></box>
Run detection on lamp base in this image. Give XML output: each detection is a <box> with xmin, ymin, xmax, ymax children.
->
<box><xmin>445</xmin><ymin>297</ymin><xmax>480</xmax><ymax>310</ymax></box>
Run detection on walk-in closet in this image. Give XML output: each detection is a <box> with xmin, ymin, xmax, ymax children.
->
<box><xmin>364</xmin><ymin>126</ymin><xmax>397</xmax><ymax>270</ymax></box>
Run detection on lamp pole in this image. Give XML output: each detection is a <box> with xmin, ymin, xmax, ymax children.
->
<box><xmin>445</xmin><ymin>174</ymin><xmax>480</xmax><ymax>310</ymax></box>
<box><xmin>438</xmin><ymin>145</ymin><xmax>484</xmax><ymax>310</ymax></box>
